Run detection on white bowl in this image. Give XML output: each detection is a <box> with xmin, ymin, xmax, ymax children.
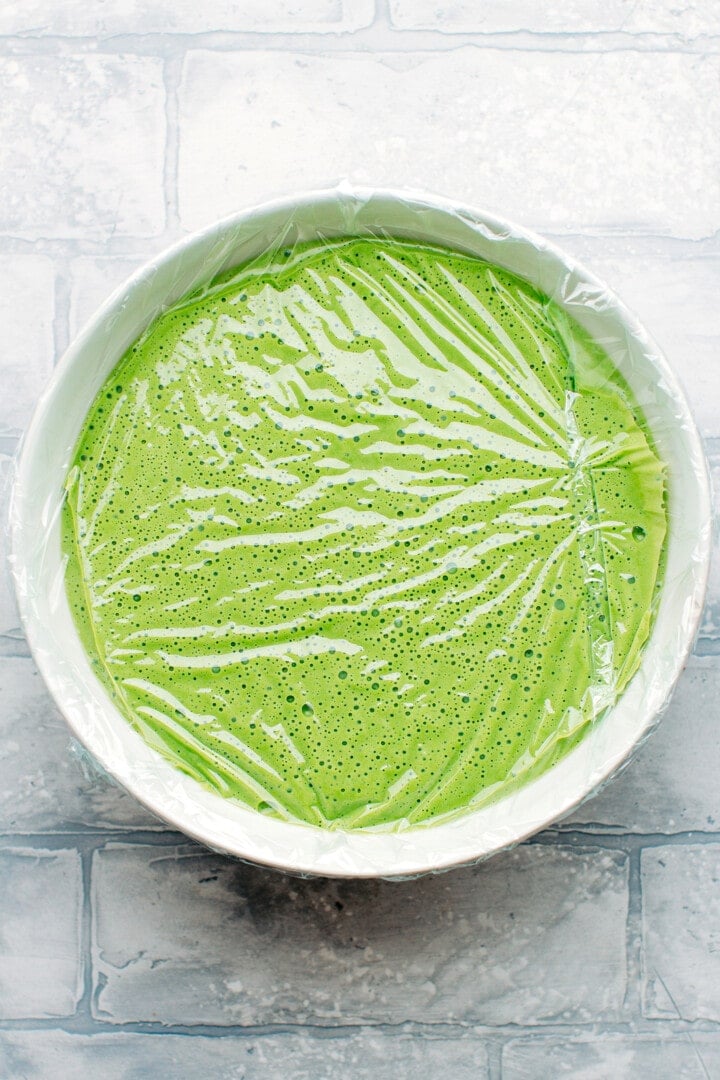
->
<box><xmin>9</xmin><ymin>188</ymin><xmax>712</xmax><ymax>877</ymax></box>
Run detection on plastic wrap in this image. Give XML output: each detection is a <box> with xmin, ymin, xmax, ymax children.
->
<box><xmin>8</xmin><ymin>186</ymin><xmax>712</xmax><ymax>878</ymax></box>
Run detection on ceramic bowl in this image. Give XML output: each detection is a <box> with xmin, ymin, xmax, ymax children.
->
<box><xmin>9</xmin><ymin>188</ymin><xmax>712</xmax><ymax>876</ymax></box>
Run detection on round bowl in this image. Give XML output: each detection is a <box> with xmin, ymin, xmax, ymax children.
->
<box><xmin>9</xmin><ymin>187</ymin><xmax>712</xmax><ymax>877</ymax></box>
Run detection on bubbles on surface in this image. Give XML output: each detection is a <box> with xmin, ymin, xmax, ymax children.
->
<box><xmin>61</xmin><ymin>236</ymin><xmax>667</xmax><ymax>830</ymax></box>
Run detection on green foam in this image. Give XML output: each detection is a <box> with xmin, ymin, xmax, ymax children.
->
<box><xmin>62</xmin><ymin>237</ymin><xmax>667</xmax><ymax>829</ymax></box>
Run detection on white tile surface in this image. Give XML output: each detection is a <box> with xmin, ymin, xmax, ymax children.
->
<box><xmin>503</xmin><ymin>1034</ymin><xmax>720</xmax><ymax>1080</ymax></box>
<box><xmin>92</xmin><ymin>842</ymin><xmax>628</xmax><ymax>1025</ymax></box>
<box><xmin>0</xmin><ymin>847</ymin><xmax>82</xmax><ymax>1018</ymax></box>
<box><xmin>0</xmin><ymin>0</ymin><xmax>375</xmax><ymax>36</ymax></box>
<box><xmin>389</xmin><ymin>0</ymin><xmax>720</xmax><ymax>36</ymax></box>
<box><xmin>178</xmin><ymin>49</ymin><xmax>720</xmax><ymax>239</ymax></box>
<box><xmin>0</xmin><ymin>1030</ymin><xmax>489</xmax><ymax>1080</ymax></box>
<box><xmin>0</xmin><ymin>254</ymin><xmax>54</xmax><ymax>438</ymax></box>
<box><xmin>0</xmin><ymin>55</ymin><xmax>165</xmax><ymax>240</ymax></box>
<box><xmin>642</xmin><ymin>845</ymin><xmax>720</xmax><ymax>1021</ymax></box>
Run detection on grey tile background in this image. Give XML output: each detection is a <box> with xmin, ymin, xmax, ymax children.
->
<box><xmin>1</xmin><ymin>2</ymin><xmax>719</xmax><ymax>1077</ymax></box>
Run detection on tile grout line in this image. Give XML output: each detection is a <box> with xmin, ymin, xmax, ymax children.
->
<box><xmin>637</xmin><ymin>848</ymin><xmax>649</xmax><ymax>1023</ymax></box>
<box><xmin>623</xmin><ymin>846</ymin><xmax>644</xmax><ymax>1019</ymax></box>
<box><xmin>1</xmin><ymin>1015</ymin><xmax>720</xmax><ymax>1039</ymax></box>
<box><xmin>0</xmin><ymin>831</ymin><xmax>188</xmax><ymax>853</ymax></box>
<box><xmin>370</xmin><ymin>0</ymin><xmax>391</xmax><ymax>32</ymax></box>
<box><xmin>1</xmin><ymin>30</ymin><xmax>720</xmax><ymax>57</ymax></box>
<box><xmin>2</xmin><ymin>827</ymin><xmax>720</xmax><ymax>859</ymax></box>
<box><xmin>74</xmin><ymin>847</ymin><xmax>95</xmax><ymax>1023</ymax></box>
<box><xmin>486</xmin><ymin>1036</ymin><xmax>504</xmax><ymax>1080</ymax></box>
<box><xmin>529</xmin><ymin>830</ymin><xmax>720</xmax><ymax>852</ymax></box>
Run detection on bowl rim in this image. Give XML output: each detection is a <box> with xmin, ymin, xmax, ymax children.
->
<box><xmin>9</xmin><ymin>185</ymin><xmax>713</xmax><ymax>877</ymax></box>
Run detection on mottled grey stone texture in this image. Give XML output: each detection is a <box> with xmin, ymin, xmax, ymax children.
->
<box><xmin>503</xmin><ymin>1035</ymin><xmax>720</xmax><ymax>1080</ymax></box>
<box><xmin>0</xmin><ymin>1030</ymin><xmax>489</xmax><ymax>1080</ymax></box>
<box><xmin>0</xmin><ymin>848</ymin><xmax>82</xmax><ymax>1018</ymax></box>
<box><xmin>92</xmin><ymin>842</ymin><xmax>628</xmax><ymax>1025</ymax></box>
<box><xmin>642</xmin><ymin>845</ymin><xmax>720</xmax><ymax>1021</ymax></box>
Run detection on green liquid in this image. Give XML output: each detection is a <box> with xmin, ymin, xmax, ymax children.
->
<box><xmin>62</xmin><ymin>237</ymin><xmax>667</xmax><ymax>829</ymax></box>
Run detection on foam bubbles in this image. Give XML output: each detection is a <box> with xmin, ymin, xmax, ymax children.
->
<box><xmin>61</xmin><ymin>237</ymin><xmax>667</xmax><ymax>830</ymax></box>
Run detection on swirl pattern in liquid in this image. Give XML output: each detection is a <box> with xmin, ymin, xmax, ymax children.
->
<box><xmin>62</xmin><ymin>238</ymin><xmax>667</xmax><ymax>829</ymax></box>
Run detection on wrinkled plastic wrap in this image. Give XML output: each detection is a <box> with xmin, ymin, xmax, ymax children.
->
<box><xmin>8</xmin><ymin>186</ymin><xmax>712</xmax><ymax>878</ymax></box>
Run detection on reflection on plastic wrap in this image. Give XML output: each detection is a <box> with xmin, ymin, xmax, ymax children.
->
<box><xmin>61</xmin><ymin>236</ymin><xmax>666</xmax><ymax>830</ymax></box>
<box><xmin>8</xmin><ymin>188</ymin><xmax>711</xmax><ymax>876</ymax></box>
